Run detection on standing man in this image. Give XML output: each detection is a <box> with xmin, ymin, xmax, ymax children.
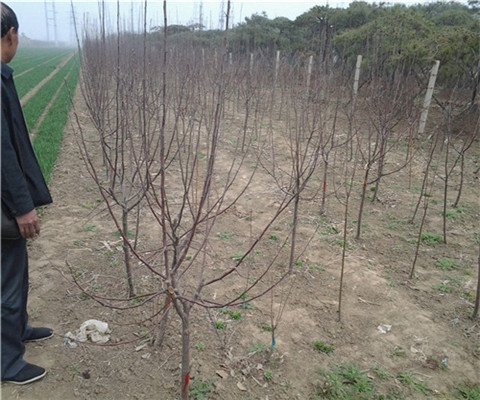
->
<box><xmin>2</xmin><ymin>2</ymin><xmax>53</xmax><ymax>384</ymax></box>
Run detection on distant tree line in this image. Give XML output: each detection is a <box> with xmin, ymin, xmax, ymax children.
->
<box><xmin>148</xmin><ymin>1</ymin><xmax>479</xmax><ymax>104</ymax></box>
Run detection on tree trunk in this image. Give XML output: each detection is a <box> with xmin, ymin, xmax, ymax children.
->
<box><xmin>356</xmin><ymin>167</ymin><xmax>370</xmax><ymax>240</ymax></box>
<box><xmin>452</xmin><ymin>152</ymin><xmax>464</xmax><ymax>208</ymax></box>
<box><xmin>410</xmin><ymin>187</ymin><xmax>432</xmax><ymax>279</ymax></box>
<box><xmin>338</xmin><ymin>193</ymin><xmax>350</xmax><ymax>321</ymax></box>
<box><xmin>372</xmin><ymin>138</ymin><xmax>386</xmax><ymax>202</ymax></box>
<box><xmin>154</xmin><ymin>296</ymin><xmax>171</xmax><ymax>346</ymax></box>
<box><xmin>288</xmin><ymin>192</ymin><xmax>300</xmax><ymax>273</ymax></box>
<box><xmin>442</xmin><ymin>117</ymin><xmax>451</xmax><ymax>245</ymax></box>
<box><xmin>320</xmin><ymin>158</ymin><xmax>328</xmax><ymax>214</ymax></box>
<box><xmin>181</xmin><ymin>307</ymin><xmax>191</xmax><ymax>400</ymax></box>
<box><xmin>472</xmin><ymin>243</ymin><xmax>479</xmax><ymax>319</ymax></box>
<box><xmin>122</xmin><ymin>209</ymin><xmax>135</xmax><ymax>297</ymax></box>
<box><xmin>410</xmin><ymin>137</ymin><xmax>438</xmax><ymax>224</ymax></box>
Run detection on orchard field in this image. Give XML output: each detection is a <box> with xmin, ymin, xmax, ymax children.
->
<box><xmin>2</xmin><ymin>3</ymin><xmax>480</xmax><ymax>400</ymax></box>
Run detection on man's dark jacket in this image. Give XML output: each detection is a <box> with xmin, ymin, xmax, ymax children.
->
<box><xmin>1</xmin><ymin>61</ymin><xmax>52</xmax><ymax>217</ymax></box>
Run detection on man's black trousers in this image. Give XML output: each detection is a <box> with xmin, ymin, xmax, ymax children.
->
<box><xmin>1</xmin><ymin>237</ymin><xmax>32</xmax><ymax>379</ymax></box>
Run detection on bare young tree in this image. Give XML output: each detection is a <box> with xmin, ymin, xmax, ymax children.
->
<box><xmin>259</xmin><ymin>57</ymin><xmax>326</xmax><ymax>274</ymax></box>
<box><xmin>355</xmin><ymin>70</ymin><xmax>418</xmax><ymax>240</ymax></box>
<box><xmin>73</xmin><ymin>1</ymin><xmax>155</xmax><ymax>297</ymax></box>
<box><xmin>434</xmin><ymin>86</ymin><xmax>479</xmax><ymax>243</ymax></box>
<box><xmin>409</xmin><ymin>136</ymin><xmax>439</xmax><ymax>279</ymax></box>
<box><xmin>337</xmin><ymin>139</ymin><xmax>359</xmax><ymax>321</ymax></box>
<box><xmin>72</xmin><ymin>2</ymin><xmax>306</xmax><ymax>398</ymax></box>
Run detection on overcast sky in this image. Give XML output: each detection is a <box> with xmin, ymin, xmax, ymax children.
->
<box><xmin>8</xmin><ymin>0</ymin><xmax>439</xmax><ymax>45</ymax></box>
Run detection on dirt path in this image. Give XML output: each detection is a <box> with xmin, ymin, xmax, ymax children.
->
<box><xmin>20</xmin><ymin>52</ymin><xmax>75</xmax><ymax>107</ymax></box>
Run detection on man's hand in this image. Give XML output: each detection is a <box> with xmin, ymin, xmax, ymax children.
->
<box><xmin>15</xmin><ymin>209</ymin><xmax>40</xmax><ymax>239</ymax></box>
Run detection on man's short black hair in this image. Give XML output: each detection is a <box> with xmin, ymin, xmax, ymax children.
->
<box><xmin>1</xmin><ymin>2</ymin><xmax>18</xmax><ymax>38</ymax></box>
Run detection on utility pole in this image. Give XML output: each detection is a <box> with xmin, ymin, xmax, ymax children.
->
<box><xmin>219</xmin><ymin>0</ymin><xmax>225</xmax><ymax>30</ymax></box>
<box><xmin>44</xmin><ymin>0</ymin><xmax>58</xmax><ymax>46</ymax></box>
<box><xmin>130</xmin><ymin>0</ymin><xmax>134</xmax><ymax>33</ymax></box>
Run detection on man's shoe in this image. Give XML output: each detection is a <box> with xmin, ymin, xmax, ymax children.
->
<box><xmin>3</xmin><ymin>363</ymin><xmax>47</xmax><ymax>385</ymax></box>
<box><xmin>24</xmin><ymin>327</ymin><xmax>53</xmax><ymax>343</ymax></box>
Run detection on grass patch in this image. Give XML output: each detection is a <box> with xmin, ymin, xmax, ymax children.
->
<box><xmin>313</xmin><ymin>363</ymin><xmax>376</xmax><ymax>399</ymax></box>
<box><xmin>451</xmin><ymin>382</ymin><xmax>480</xmax><ymax>399</ymax></box>
<box><xmin>309</xmin><ymin>264</ymin><xmax>326</xmax><ymax>272</ymax></box>
<box><xmin>330</xmin><ymin>225</ymin><xmax>341</xmax><ymax>234</ymax></box>
<box><xmin>311</xmin><ymin>363</ymin><xmax>473</xmax><ymax>399</ymax></box>
<box><xmin>261</xmin><ymin>325</ymin><xmax>272</xmax><ymax>332</ymax></box>
<box><xmin>214</xmin><ymin>321</ymin><xmax>226</xmax><ymax>330</ymax></box>
<box><xmin>445</xmin><ymin>275</ymin><xmax>464</xmax><ymax>288</ymax></box>
<box><xmin>83</xmin><ymin>225</ymin><xmax>97</xmax><ymax>233</ymax></box>
<box><xmin>263</xmin><ymin>371</ymin><xmax>274</xmax><ymax>381</ymax></box>
<box><xmin>442</xmin><ymin>207</ymin><xmax>468</xmax><ymax>221</ymax></box>
<box><xmin>247</xmin><ymin>342</ymin><xmax>266</xmax><ymax>355</ymax></box>
<box><xmin>371</xmin><ymin>365</ymin><xmax>393</xmax><ymax>380</ymax></box>
<box><xmin>385</xmin><ymin>215</ymin><xmax>403</xmax><ymax>230</ymax></box>
<box><xmin>229</xmin><ymin>311</ymin><xmax>242</xmax><ymax>320</ymax></box>
<box><xmin>435</xmin><ymin>258</ymin><xmax>461</xmax><ymax>271</ymax></box>
<box><xmin>433</xmin><ymin>276</ymin><xmax>463</xmax><ymax>294</ymax></box>
<box><xmin>396</xmin><ymin>372</ymin><xmax>431</xmax><ymax>395</ymax></box>
<box><xmin>337</xmin><ymin>240</ymin><xmax>351</xmax><ymax>249</ymax></box>
<box><xmin>421</xmin><ymin>232</ymin><xmax>443</xmax><ymax>245</ymax></box>
<box><xmin>392</xmin><ymin>346</ymin><xmax>407</xmax><ymax>358</ymax></box>
<box><xmin>78</xmin><ymin>293</ymin><xmax>90</xmax><ymax>301</ymax></box>
<box><xmin>385</xmin><ymin>222</ymin><xmax>401</xmax><ymax>230</ymax></box>
<box><xmin>433</xmin><ymin>284</ymin><xmax>453</xmax><ymax>294</ymax></box>
<box><xmin>313</xmin><ymin>341</ymin><xmax>334</xmax><ymax>355</ymax></box>
<box><xmin>217</xmin><ymin>232</ymin><xmax>233</xmax><ymax>239</ymax></box>
<box><xmin>231</xmin><ymin>253</ymin><xmax>245</xmax><ymax>261</ymax></box>
<box><xmin>130</xmin><ymin>296</ymin><xmax>147</xmax><ymax>305</ymax></box>
<box><xmin>114</xmin><ymin>230</ymin><xmax>134</xmax><ymax>238</ymax></box>
<box><xmin>190</xmin><ymin>379</ymin><xmax>213</xmax><ymax>400</ymax></box>
<box><xmin>382</xmin><ymin>274</ymin><xmax>396</xmax><ymax>288</ymax></box>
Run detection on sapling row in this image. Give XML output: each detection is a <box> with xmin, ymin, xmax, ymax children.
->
<box><xmin>73</xmin><ymin>1</ymin><xmax>304</xmax><ymax>398</ymax></box>
<box><xmin>69</xmin><ymin>1</ymin><xmax>479</xmax><ymax>397</ymax></box>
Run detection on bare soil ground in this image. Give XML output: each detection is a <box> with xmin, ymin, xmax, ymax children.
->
<box><xmin>2</xmin><ymin>87</ymin><xmax>479</xmax><ymax>400</ymax></box>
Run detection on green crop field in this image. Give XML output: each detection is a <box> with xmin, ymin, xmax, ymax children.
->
<box><xmin>8</xmin><ymin>48</ymin><xmax>65</xmax><ymax>74</ymax></box>
<box><xmin>11</xmin><ymin>47</ymin><xmax>80</xmax><ymax>183</ymax></box>
<box><xmin>33</xmin><ymin>60</ymin><xmax>79</xmax><ymax>183</ymax></box>
<box><xmin>23</xmin><ymin>54</ymin><xmax>79</xmax><ymax>131</ymax></box>
<box><xmin>11</xmin><ymin>48</ymin><xmax>73</xmax><ymax>98</ymax></box>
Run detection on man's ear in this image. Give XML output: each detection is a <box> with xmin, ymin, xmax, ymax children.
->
<box><xmin>4</xmin><ymin>27</ymin><xmax>16</xmax><ymax>44</ymax></box>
